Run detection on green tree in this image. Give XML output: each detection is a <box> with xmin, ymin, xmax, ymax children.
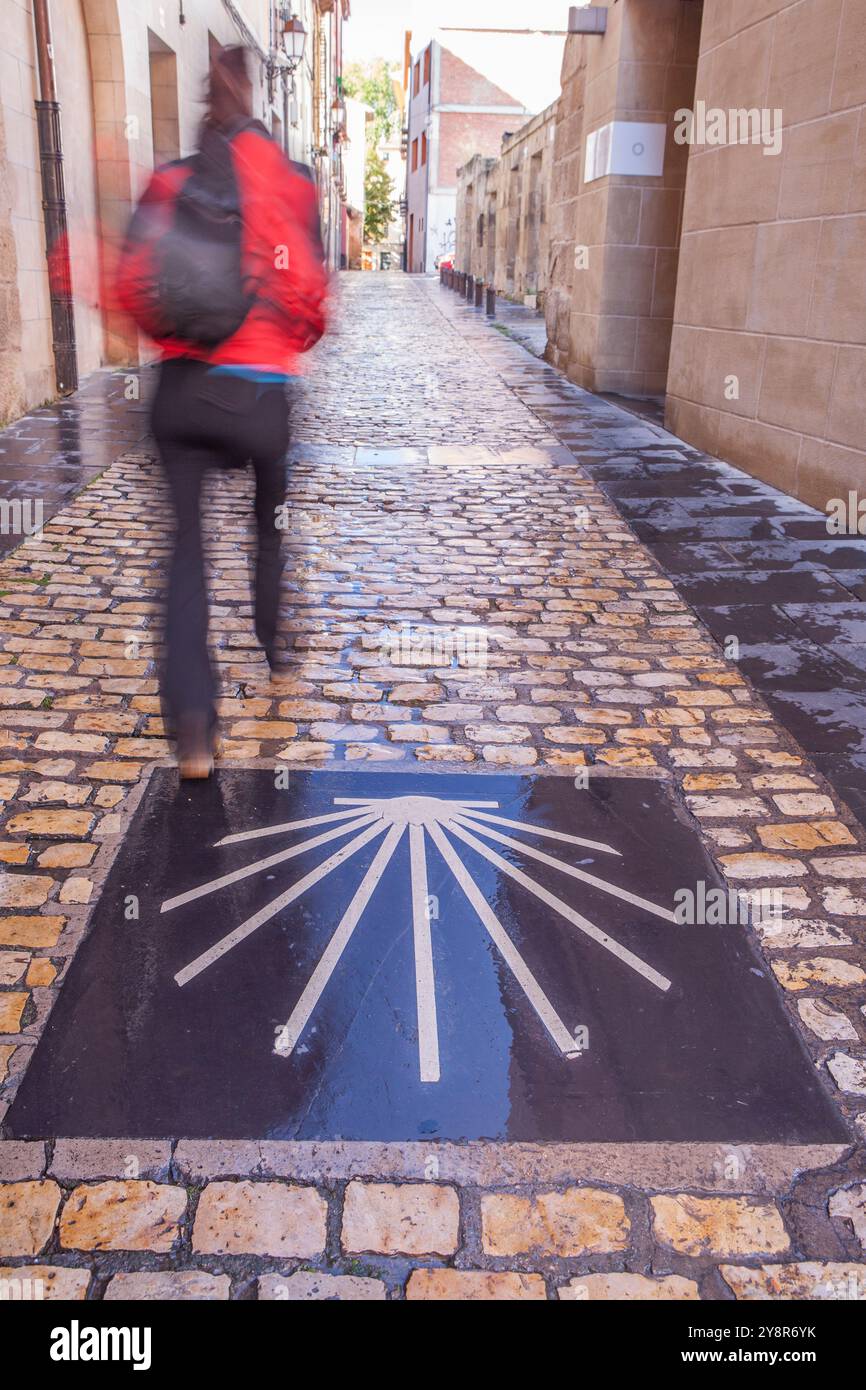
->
<box><xmin>342</xmin><ymin>59</ymin><xmax>400</xmax><ymax>146</ymax></box>
<box><xmin>364</xmin><ymin>147</ymin><xmax>395</xmax><ymax>245</ymax></box>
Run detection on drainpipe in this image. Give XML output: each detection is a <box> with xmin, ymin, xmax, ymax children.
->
<box><xmin>32</xmin><ymin>0</ymin><xmax>78</xmax><ymax>394</ymax></box>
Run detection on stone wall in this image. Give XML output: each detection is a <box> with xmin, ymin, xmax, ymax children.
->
<box><xmin>0</xmin><ymin>83</ymin><xmax>25</xmax><ymax>426</ymax></box>
<box><xmin>666</xmin><ymin>0</ymin><xmax>866</xmax><ymax>509</ymax></box>
<box><xmin>1</xmin><ymin>0</ymin><xmax>105</xmax><ymax>409</ymax></box>
<box><xmin>545</xmin><ymin>32</ymin><xmax>588</xmax><ymax>371</ymax></box>
<box><xmin>455</xmin><ymin>103</ymin><xmax>558</xmax><ymax>307</ymax></box>
<box><xmin>0</xmin><ymin>0</ymin><xmax>279</xmax><ymax>416</ymax></box>
<box><xmin>543</xmin><ymin>0</ymin><xmax>702</xmax><ymax>395</ymax></box>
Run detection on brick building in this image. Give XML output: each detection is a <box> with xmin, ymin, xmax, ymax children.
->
<box><xmin>405</xmin><ymin>39</ymin><xmax>530</xmax><ymax>274</ymax></box>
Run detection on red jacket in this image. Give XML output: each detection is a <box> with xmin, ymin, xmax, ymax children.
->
<box><xmin>117</xmin><ymin>127</ymin><xmax>328</xmax><ymax>374</ymax></box>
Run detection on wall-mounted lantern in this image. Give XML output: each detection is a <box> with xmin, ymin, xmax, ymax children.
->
<box><xmin>282</xmin><ymin>15</ymin><xmax>307</xmax><ymax>71</ymax></box>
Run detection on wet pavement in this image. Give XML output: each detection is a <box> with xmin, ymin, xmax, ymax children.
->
<box><xmin>0</xmin><ymin>370</ymin><xmax>151</xmax><ymax>556</ymax></box>
<box><xmin>0</xmin><ymin>273</ymin><xmax>863</xmax><ymax>1299</ymax></box>
<box><xmin>584</xmin><ymin>457</ymin><xmax>866</xmax><ymax>831</ymax></box>
<box><xmin>8</xmin><ymin>767</ymin><xmax>845</xmax><ymax>1143</ymax></box>
<box><xmin>429</xmin><ymin>280</ymin><xmax>866</xmax><ymax>837</ymax></box>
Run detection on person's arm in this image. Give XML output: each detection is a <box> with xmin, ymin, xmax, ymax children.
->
<box><xmin>234</xmin><ymin>133</ymin><xmax>329</xmax><ymax>349</ymax></box>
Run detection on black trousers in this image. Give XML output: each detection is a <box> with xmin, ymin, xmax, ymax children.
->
<box><xmin>151</xmin><ymin>358</ymin><xmax>290</xmax><ymax>731</ymax></box>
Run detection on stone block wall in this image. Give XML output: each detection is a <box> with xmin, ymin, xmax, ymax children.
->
<box><xmin>0</xmin><ymin>0</ymin><xmax>276</xmax><ymax>416</ymax></box>
<box><xmin>455</xmin><ymin>103</ymin><xmax>558</xmax><ymax>306</ymax></box>
<box><xmin>544</xmin><ymin>0</ymin><xmax>702</xmax><ymax>395</ymax></box>
<box><xmin>666</xmin><ymin>0</ymin><xmax>866</xmax><ymax>509</ymax></box>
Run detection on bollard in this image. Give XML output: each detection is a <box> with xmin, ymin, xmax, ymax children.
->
<box><xmin>446</xmin><ymin>267</ymin><xmax>453</xmax><ymax>289</ymax></box>
<box><xmin>474</xmin><ymin>278</ymin><xmax>484</xmax><ymax>308</ymax></box>
<box><xmin>466</xmin><ymin>275</ymin><xmax>475</xmax><ymax>302</ymax></box>
<box><xmin>485</xmin><ymin>285</ymin><xmax>496</xmax><ymax>317</ymax></box>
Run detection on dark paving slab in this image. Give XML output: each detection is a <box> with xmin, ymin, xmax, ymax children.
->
<box><xmin>6</xmin><ymin>768</ymin><xmax>845</xmax><ymax>1144</ymax></box>
<box><xmin>673</xmin><ymin>568</ymin><xmax>852</xmax><ymax>607</ymax></box>
<box><xmin>0</xmin><ymin>369</ymin><xmax>152</xmax><ymax>556</ymax></box>
<box><xmin>720</xmin><ymin>539</ymin><xmax>866</xmax><ymax>572</ymax></box>
<box><xmin>632</xmin><ymin>515</ymin><xmax>781</xmax><ymax>542</ymax></box>
<box><xmin>537</xmin><ymin>398</ymin><xmax>866</xmax><ymax>829</ymax></box>
<box><xmin>597</xmin><ymin>393</ymin><xmax>666</xmax><ymax>428</ymax></box>
<box><xmin>488</xmin><ymin>298</ymin><xmax>549</xmax><ymax>358</ymax></box>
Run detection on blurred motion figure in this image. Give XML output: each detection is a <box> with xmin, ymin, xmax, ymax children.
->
<box><xmin>117</xmin><ymin>45</ymin><xmax>327</xmax><ymax>778</ymax></box>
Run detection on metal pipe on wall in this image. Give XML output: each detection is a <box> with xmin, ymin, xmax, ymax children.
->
<box><xmin>32</xmin><ymin>0</ymin><xmax>78</xmax><ymax>394</ymax></box>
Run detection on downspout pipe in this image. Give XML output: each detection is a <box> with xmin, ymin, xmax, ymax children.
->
<box><xmin>32</xmin><ymin>0</ymin><xmax>78</xmax><ymax>394</ymax></box>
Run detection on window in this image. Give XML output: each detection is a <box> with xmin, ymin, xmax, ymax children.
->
<box><xmin>411</xmin><ymin>137</ymin><xmax>418</xmax><ymax>172</ymax></box>
<box><xmin>149</xmin><ymin>30</ymin><xmax>180</xmax><ymax>166</ymax></box>
<box><xmin>421</xmin><ymin>132</ymin><xmax>427</xmax><ymax>166</ymax></box>
<box><xmin>423</xmin><ymin>46</ymin><xmax>431</xmax><ymax>86</ymax></box>
<box><xmin>414</xmin><ymin>60</ymin><xmax>420</xmax><ymax>96</ymax></box>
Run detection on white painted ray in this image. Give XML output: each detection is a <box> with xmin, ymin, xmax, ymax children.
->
<box><xmin>409</xmin><ymin>823</ymin><xmax>440</xmax><ymax>1083</ymax></box>
<box><xmin>426</xmin><ymin>820</ymin><xmax>581</xmax><ymax>1058</ymax></box>
<box><xmin>273</xmin><ymin>823</ymin><xmax>406</xmax><ymax>1059</ymax></box>
<box><xmin>175</xmin><ymin>819</ymin><xmax>389</xmax><ymax>987</ymax></box>
<box><xmin>451</xmin><ymin>814</ymin><xmax>673</xmax><ymax>924</ymax></box>
<box><xmin>333</xmin><ymin>797</ymin><xmax>500</xmax><ymax>809</ymax></box>
<box><xmin>444</xmin><ymin>819</ymin><xmax>672</xmax><ymax>993</ymax></box>
<box><xmin>215</xmin><ymin>804</ymin><xmax>377</xmax><ymax>847</ymax></box>
<box><xmin>457</xmin><ymin>808</ymin><xmax>620</xmax><ymax>856</ymax></box>
<box><xmin>161</xmin><ymin>813</ymin><xmax>379</xmax><ymax>914</ymax></box>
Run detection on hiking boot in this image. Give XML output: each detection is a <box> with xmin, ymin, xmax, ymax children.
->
<box><xmin>177</xmin><ymin>712</ymin><xmax>217</xmax><ymax>780</ymax></box>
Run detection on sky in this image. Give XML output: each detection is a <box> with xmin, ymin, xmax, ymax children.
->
<box><xmin>343</xmin><ymin>0</ymin><xmax>574</xmax><ymax>69</ymax></box>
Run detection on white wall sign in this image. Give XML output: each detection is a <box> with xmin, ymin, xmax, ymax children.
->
<box><xmin>584</xmin><ymin>121</ymin><xmax>667</xmax><ymax>182</ymax></box>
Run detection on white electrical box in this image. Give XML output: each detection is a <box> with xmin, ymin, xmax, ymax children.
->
<box><xmin>584</xmin><ymin>121</ymin><xmax>667</xmax><ymax>182</ymax></box>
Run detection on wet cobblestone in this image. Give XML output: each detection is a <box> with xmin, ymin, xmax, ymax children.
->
<box><xmin>0</xmin><ymin>274</ymin><xmax>862</xmax><ymax>1298</ymax></box>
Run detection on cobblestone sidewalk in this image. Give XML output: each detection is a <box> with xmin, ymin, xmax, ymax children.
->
<box><xmin>0</xmin><ymin>275</ymin><xmax>864</xmax><ymax>1301</ymax></box>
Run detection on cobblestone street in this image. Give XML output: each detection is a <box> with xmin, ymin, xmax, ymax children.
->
<box><xmin>0</xmin><ymin>274</ymin><xmax>864</xmax><ymax>1301</ymax></box>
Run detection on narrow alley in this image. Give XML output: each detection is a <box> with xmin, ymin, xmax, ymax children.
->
<box><xmin>0</xmin><ymin>274</ymin><xmax>864</xmax><ymax>1303</ymax></box>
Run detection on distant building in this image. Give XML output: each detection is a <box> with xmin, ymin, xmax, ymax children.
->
<box><xmin>456</xmin><ymin>103</ymin><xmax>558</xmax><ymax>308</ymax></box>
<box><xmin>342</xmin><ymin>96</ymin><xmax>367</xmax><ymax>269</ymax></box>
<box><xmin>405</xmin><ymin>40</ymin><xmax>531</xmax><ymax>274</ymax></box>
<box><xmin>403</xmin><ymin>20</ymin><xmax>565</xmax><ymax>275</ymax></box>
<box><xmin>0</xmin><ymin>0</ymin><xmax>350</xmax><ymax>424</ymax></box>
<box><xmin>371</xmin><ymin>76</ymin><xmax>406</xmax><ymax>272</ymax></box>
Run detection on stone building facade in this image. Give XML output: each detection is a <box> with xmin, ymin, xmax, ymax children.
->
<box><xmin>455</xmin><ymin>104</ymin><xmax>558</xmax><ymax>308</ymax></box>
<box><xmin>665</xmin><ymin>0</ymin><xmax>865</xmax><ymax>509</ymax></box>
<box><xmin>0</xmin><ymin>0</ymin><xmax>349</xmax><ymax>425</ymax></box>
<box><xmin>453</xmin><ymin>0</ymin><xmax>865</xmax><ymax>509</ymax></box>
<box><xmin>544</xmin><ymin>0</ymin><xmax>702</xmax><ymax>398</ymax></box>
<box><xmin>405</xmin><ymin>38</ymin><xmax>531</xmax><ymax>275</ymax></box>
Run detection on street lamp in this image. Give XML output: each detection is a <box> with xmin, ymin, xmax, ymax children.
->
<box><xmin>331</xmin><ymin>93</ymin><xmax>347</xmax><ymax>130</ymax></box>
<box><xmin>266</xmin><ymin>12</ymin><xmax>306</xmax><ymax>107</ymax></box>
<box><xmin>281</xmin><ymin>15</ymin><xmax>307</xmax><ymax>72</ymax></box>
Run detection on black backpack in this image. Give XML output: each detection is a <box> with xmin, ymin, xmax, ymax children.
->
<box><xmin>124</xmin><ymin>119</ymin><xmax>268</xmax><ymax>347</ymax></box>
